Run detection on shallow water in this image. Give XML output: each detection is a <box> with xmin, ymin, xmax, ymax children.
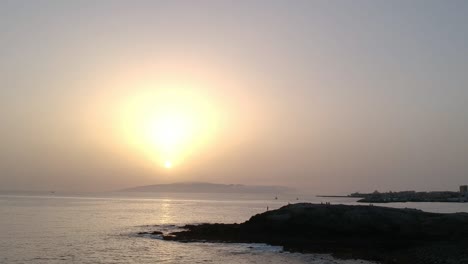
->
<box><xmin>1</xmin><ymin>192</ymin><xmax>466</xmax><ymax>264</ymax></box>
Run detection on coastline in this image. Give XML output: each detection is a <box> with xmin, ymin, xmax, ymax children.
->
<box><xmin>160</xmin><ymin>203</ymin><xmax>468</xmax><ymax>264</ymax></box>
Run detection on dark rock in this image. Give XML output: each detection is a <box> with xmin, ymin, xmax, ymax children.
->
<box><xmin>164</xmin><ymin>203</ymin><xmax>468</xmax><ymax>264</ymax></box>
<box><xmin>138</xmin><ymin>231</ymin><xmax>163</xmax><ymax>235</ymax></box>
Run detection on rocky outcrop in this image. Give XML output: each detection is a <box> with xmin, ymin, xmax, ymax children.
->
<box><xmin>163</xmin><ymin>203</ymin><xmax>468</xmax><ymax>264</ymax></box>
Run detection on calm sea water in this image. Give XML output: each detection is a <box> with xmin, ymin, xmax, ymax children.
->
<box><xmin>1</xmin><ymin>192</ymin><xmax>467</xmax><ymax>264</ymax></box>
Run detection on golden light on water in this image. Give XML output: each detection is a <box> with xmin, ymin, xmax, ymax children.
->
<box><xmin>119</xmin><ymin>83</ymin><xmax>220</xmax><ymax>169</ymax></box>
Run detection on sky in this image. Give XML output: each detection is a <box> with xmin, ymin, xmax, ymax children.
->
<box><xmin>1</xmin><ymin>0</ymin><xmax>468</xmax><ymax>194</ymax></box>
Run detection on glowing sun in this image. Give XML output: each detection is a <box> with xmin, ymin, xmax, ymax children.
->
<box><xmin>120</xmin><ymin>85</ymin><xmax>219</xmax><ymax>169</ymax></box>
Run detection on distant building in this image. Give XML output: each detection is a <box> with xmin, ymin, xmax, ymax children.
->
<box><xmin>461</xmin><ymin>185</ymin><xmax>468</xmax><ymax>194</ymax></box>
<box><xmin>460</xmin><ymin>185</ymin><xmax>468</xmax><ymax>202</ymax></box>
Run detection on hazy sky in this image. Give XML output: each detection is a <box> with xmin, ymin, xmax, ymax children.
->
<box><xmin>1</xmin><ymin>1</ymin><xmax>468</xmax><ymax>193</ymax></box>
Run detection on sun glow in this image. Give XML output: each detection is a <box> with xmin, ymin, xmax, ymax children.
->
<box><xmin>120</xmin><ymin>84</ymin><xmax>219</xmax><ymax>169</ymax></box>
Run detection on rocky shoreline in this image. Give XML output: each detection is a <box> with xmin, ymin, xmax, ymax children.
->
<box><xmin>158</xmin><ymin>203</ymin><xmax>468</xmax><ymax>264</ymax></box>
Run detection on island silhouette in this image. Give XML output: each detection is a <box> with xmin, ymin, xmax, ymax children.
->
<box><xmin>120</xmin><ymin>182</ymin><xmax>294</xmax><ymax>194</ymax></box>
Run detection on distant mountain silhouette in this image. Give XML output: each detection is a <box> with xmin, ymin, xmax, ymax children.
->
<box><xmin>120</xmin><ymin>182</ymin><xmax>293</xmax><ymax>194</ymax></box>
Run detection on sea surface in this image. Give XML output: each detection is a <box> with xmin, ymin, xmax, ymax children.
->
<box><xmin>1</xmin><ymin>192</ymin><xmax>467</xmax><ymax>264</ymax></box>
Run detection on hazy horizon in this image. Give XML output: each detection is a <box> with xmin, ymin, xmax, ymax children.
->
<box><xmin>2</xmin><ymin>1</ymin><xmax>468</xmax><ymax>194</ymax></box>
<box><xmin>0</xmin><ymin>180</ymin><xmax>465</xmax><ymax>196</ymax></box>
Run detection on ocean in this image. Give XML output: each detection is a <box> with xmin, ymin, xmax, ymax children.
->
<box><xmin>1</xmin><ymin>192</ymin><xmax>467</xmax><ymax>264</ymax></box>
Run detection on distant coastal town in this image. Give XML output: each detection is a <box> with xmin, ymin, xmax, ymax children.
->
<box><xmin>347</xmin><ymin>185</ymin><xmax>468</xmax><ymax>203</ymax></box>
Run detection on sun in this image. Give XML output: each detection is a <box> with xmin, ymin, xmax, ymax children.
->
<box><xmin>120</xmin><ymin>85</ymin><xmax>219</xmax><ymax>169</ymax></box>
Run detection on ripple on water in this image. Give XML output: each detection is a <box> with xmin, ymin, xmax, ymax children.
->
<box><xmin>0</xmin><ymin>194</ymin><xmax>391</xmax><ymax>264</ymax></box>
